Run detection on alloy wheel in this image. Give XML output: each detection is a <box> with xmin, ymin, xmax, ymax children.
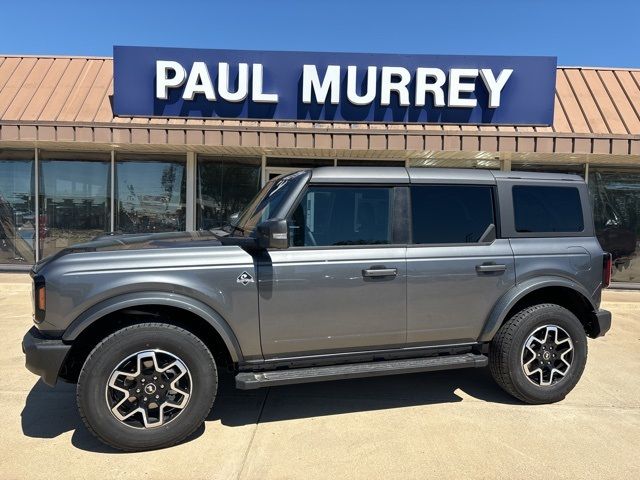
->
<box><xmin>105</xmin><ymin>350</ymin><xmax>192</xmax><ymax>429</ymax></box>
<box><xmin>521</xmin><ymin>325</ymin><xmax>574</xmax><ymax>387</ymax></box>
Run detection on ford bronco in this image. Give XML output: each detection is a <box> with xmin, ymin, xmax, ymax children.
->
<box><xmin>23</xmin><ymin>167</ymin><xmax>612</xmax><ymax>451</ymax></box>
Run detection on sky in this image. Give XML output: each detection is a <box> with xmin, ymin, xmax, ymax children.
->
<box><xmin>2</xmin><ymin>0</ymin><xmax>639</xmax><ymax>67</ymax></box>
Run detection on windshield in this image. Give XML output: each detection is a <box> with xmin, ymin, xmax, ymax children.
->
<box><xmin>230</xmin><ymin>170</ymin><xmax>308</xmax><ymax>235</ymax></box>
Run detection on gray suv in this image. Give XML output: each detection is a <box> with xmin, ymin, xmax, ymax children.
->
<box><xmin>22</xmin><ymin>167</ymin><xmax>612</xmax><ymax>451</ymax></box>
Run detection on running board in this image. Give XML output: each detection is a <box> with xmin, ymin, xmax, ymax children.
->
<box><xmin>235</xmin><ymin>353</ymin><xmax>487</xmax><ymax>390</ymax></box>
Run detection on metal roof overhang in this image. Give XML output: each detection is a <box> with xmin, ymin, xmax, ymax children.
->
<box><xmin>0</xmin><ymin>56</ymin><xmax>639</xmax><ymax>163</ymax></box>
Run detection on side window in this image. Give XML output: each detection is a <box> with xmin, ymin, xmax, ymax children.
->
<box><xmin>290</xmin><ymin>186</ymin><xmax>393</xmax><ymax>246</ymax></box>
<box><xmin>411</xmin><ymin>185</ymin><xmax>495</xmax><ymax>244</ymax></box>
<box><xmin>513</xmin><ymin>185</ymin><xmax>584</xmax><ymax>233</ymax></box>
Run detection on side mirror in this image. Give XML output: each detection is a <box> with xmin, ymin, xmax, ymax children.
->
<box><xmin>257</xmin><ymin>219</ymin><xmax>289</xmax><ymax>249</ymax></box>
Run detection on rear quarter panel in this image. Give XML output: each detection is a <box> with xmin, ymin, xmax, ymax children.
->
<box><xmin>509</xmin><ymin>237</ymin><xmax>604</xmax><ymax>305</ymax></box>
<box><xmin>496</xmin><ymin>176</ymin><xmax>604</xmax><ymax>305</ymax></box>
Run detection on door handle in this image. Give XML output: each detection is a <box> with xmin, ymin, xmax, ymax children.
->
<box><xmin>476</xmin><ymin>263</ymin><xmax>507</xmax><ymax>273</ymax></box>
<box><xmin>362</xmin><ymin>267</ymin><xmax>398</xmax><ymax>278</ymax></box>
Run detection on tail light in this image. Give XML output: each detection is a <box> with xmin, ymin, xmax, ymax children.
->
<box><xmin>602</xmin><ymin>253</ymin><xmax>612</xmax><ymax>289</ymax></box>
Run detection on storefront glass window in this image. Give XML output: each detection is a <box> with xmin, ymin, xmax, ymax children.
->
<box><xmin>338</xmin><ymin>159</ymin><xmax>405</xmax><ymax>167</ymax></box>
<box><xmin>0</xmin><ymin>151</ymin><xmax>35</xmax><ymax>264</ymax></box>
<box><xmin>39</xmin><ymin>153</ymin><xmax>111</xmax><ymax>258</ymax></box>
<box><xmin>197</xmin><ymin>156</ymin><xmax>261</xmax><ymax>229</ymax></box>
<box><xmin>267</xmin><ymin>157</ymin><xmax>333</xmax><ymax>168</ymax></box>
<box><xmin>512</xmin><ymin>163</ymin><xmax>586</xmax><ymax>177</ymax></box>
<box><xmin>589</xmin><ymin>169</ymin><xmax>640</xmax><ymax>284</ymax></box>
<box><xmin>116</xmin><ymin>155</ymin><xmax>186</xmax><ymax>233</ymax></box>
<box><xmin>409</xmin><ymin>158</ymin><xmax>501</xmax><ymax>169</ymax></box>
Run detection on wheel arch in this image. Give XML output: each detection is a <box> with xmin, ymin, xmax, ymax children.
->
<box><xmin>480</xmin><ymin>277</ymin><xmax>599</xmax><ymax>342</ymax></box>
<box><xmin>60</xmin><ymin>292</ymin><xmax>243</xmax><ymax>382</ymax></box>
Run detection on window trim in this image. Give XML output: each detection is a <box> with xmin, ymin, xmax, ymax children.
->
<box><xmin>407</xmin><ymin>183</ymin><xmax>499</xmax><ymax>247</ymax></box>
<box><xmin>496</xmin><ymin>179</ymin><xmax>593</xmax><ymax>238</ymax></box>
<box><xmin>284</xmin><ymin>183</ymin><xmax>400</xmax><ymax>249</ymax></box>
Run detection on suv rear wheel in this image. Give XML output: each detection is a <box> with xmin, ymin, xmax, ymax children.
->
<box><xmin>77</xmin><ymin>323</ymin><xmax>217</xmax><ymax>451</ymax></box>
<box><xmin>489</xmin><ymin>303</ymin><xmax>588</xmax><ymax>404</ymax></box>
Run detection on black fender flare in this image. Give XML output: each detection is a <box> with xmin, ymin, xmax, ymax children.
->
<box><xmin>62</xmin><ymin>291</ymin><xmax>243</xmax><ymax>363</ymax></box>
<box><xmin>479</xmin><ymin>276</ymin><xmax>597</xmax><ymax>342</ymax></box>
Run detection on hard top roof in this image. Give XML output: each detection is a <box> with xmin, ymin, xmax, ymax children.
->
<box><xmin>309</xmin><ymin>167</ymin><xmax>584</xmax><ymax>184</ymax></box>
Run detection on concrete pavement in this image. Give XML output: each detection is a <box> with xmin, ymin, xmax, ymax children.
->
<box><xmin>0</xmin><ymin>273</ymin><xmax>638</xmax><ymax>479</ymax></box>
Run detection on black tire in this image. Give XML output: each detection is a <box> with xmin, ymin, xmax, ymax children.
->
<box><xmin>77</xmin><ymin>323</ymin><xmax>218</xmax><ymax>451</ymax></box>
<box><xmin>489</xmin><ymin>303</ymin><xmax>588</xmax><ymax>404</ymax></box>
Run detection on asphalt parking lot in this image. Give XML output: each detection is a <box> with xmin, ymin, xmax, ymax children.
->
<box><xmin>0</xmin><ymin>273</ymin><xmax>638</xmax><ymax>480</ymax></box>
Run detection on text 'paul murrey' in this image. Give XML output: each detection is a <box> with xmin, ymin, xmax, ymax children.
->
<box><xmin>156</xmin><ymin>61</ymin><xmax>514</xmax><ymax>108</ymax></box>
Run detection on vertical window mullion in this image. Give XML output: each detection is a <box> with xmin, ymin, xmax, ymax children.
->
<box><xmin>110</xmin><ymin>150</ymin><xmax>115</xmax><ymax>232</ymax></box>
<box><xmin>261</xmin><ymin>155</ymin><xmax>267</xmax><ymax>188</ymax></box>
<box><xmin>186</xmin><ymin>152</ymin><xmax>196</xmax><ymax>231</ymax></box>
<box><xmin>34</xmin><ymin>147</ymin><xmax>40</xmax><ymax>262</ymax></box>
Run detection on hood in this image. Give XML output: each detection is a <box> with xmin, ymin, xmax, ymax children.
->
<box><xmin>32</xmin><ymin>230</ymin><xmax>222</xmax><ymax>273</ymax></box>
<box><xmin>78</xmin><ymin>230</ymin><xmax>222</xmax><ymax>250</ymax></box>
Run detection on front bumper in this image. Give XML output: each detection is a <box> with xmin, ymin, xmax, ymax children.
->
<box><xmin>592</xmin><ymin>309</ymin><xmax>612</xmax><ymax>338</ymax></box>
<box><xmin>22</xmin><ymin>327</ymin><xmax>71</xmax><ymax>387</ymax></box>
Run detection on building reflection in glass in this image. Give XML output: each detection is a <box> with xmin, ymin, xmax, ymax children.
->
<box><xmin>197</xmin><ymin>156</ymin><xmax>261</xmax><ymax>230</ymax></box>
<box><xmin>39</xmin><ymin>153</ymin><xmax>111</xmax><ymax>258</ymax></box>
<box><xmin>589</xmin><ymin>169</ymin><xmax>640</xmax><ymax>283</ymax></box>
<box><xmin>2</xmin><ymin>150</ymin><xmax>639</xmax><ymax>287</ymax></box>
<box><xmin>116</xmin><ymin>156</ymin><xmax>186</xmax><ymax>233</ymax></box>
<box><xmin>0</xmin><ymin>152</ymin><xmax>35</xmax><ymax>264</ymax></box>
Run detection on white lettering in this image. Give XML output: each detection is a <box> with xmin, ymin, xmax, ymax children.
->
<box><xmin>302</xmin><ymin>65</ymin><xmax>340</xmax><ymax>104</ymax></box>
<box><xmin>252</xmin><ymin>64</ymin><xmax>279</xmax><ymax>103</ymax></box>
<box><xmin>479</xmin><ymin>68</ymin><xmax>513</xmax><ymax>108</ymax></box>
<box><xmin>154</xmin><ymin>60</ymin><xmax>514</xmax><ymax>111</ymax></box>
<box><xmin>415</xmin><ymin>68</ymin><xmax>446</xmax><ymax>107</ymax></box>
<box><xmin>218</xmin><ymin>62</ymin><xmax>249</xmax><ymax>102</ymax></box>
<box><xmin>156</xmin><ymin>61</ymin><xmax>187</xmax><ymax>100</ymax></box>
<box><xmin>448</xmin><ymin>68</ymin><xmax>478</xmax><ymax>108</ymax></box>
<box><xmin>182</xmin><ymin>62</ymin><xmax>216</xmax><ymax>101</ymax></box>
<box><xmin>346</xmin><ymin>65</ymin><xmax>377</xmax><ymax>106</ymax></box>
<box><xmin>380</xmin><ymin>67</ymin><xmax>411</xmax><ymax>106</ymax></box>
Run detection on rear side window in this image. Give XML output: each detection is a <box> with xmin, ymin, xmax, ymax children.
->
<box><xmin>513</xmin><ymin>185</ymin><xmax>584</xmax><ymax>233</ymax></box>
<box><xmin>411</xmin><ymin>185</ymin><xmax>495</xmax><ymax>244</ymax></box>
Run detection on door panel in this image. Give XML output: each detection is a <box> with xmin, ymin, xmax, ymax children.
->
<box><xmin>406</xmin><ymin>240</ymin><xmax>515</xmax><ymax>345</ymax></box>
<box><xmin>258</xmin><ymin>183</ymin><xmax>407</xmax><ymax>358</ymax></box>
<box><xmin>258</xmin><ymin>247</ymin><xmax>407</xmax><ymax>357</ymax></box>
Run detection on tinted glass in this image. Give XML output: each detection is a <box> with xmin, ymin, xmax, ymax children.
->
<box><xmin>116</xmin><ymin>156</ymin><xmax>186</xmax><ymax>233</ymax></box>
<box><xmin>513</xmin><ymin>185</ymin><xmax>583</xmax><ymax>233</ymax></box>
<box><xmin>589</xmin><ymin>169</ymin><xmax>640</xmax><ymax>283</ymax></box>
<box><xmin>267</xmin><ymin>157</ymin><xmax>333</xmax><ymax>168</ymax></box>
<box><xmin>197</xmin><ymin>156</ymin><xmax>261</xmax><ymax>229</ymax></box>
<box><xmin>409</xmin><ymin>158</ymin><xmax>500</xmax><ymax>169</ymax></box>
<box><xmin>290</xmin><ymin>187</ymin><xmax>392</xmax><ymax>246</ymax></box>
<box><xmin>39</xmin><ymin>155</ymin><xmax>111</xmax><ymax>258</ymax></box>
<box><xmin>411</xmin><ymin>185</ymin><xmax>494</xmax><ymax>244</ymax></box>
<box><xmin>235</xmin><ymin>171</ymin><xmax>307</xmax><ymax>235</ymax></box>
<box><xmin>0</xmin><ymin>152</ymin><xmax>35</xmax><ymax>264</ymax></box>
<box><xmin>337</xmin><ymin>160</ymin><xmax>405</xmax><ymax>167</ymax></box>
<box><xmin>512</xmin><ymin>163</ymin><xmax>585</xmax><ymax>177</ymax></box>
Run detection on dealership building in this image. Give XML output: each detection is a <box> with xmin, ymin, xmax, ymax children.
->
<box><xmin>0</xmin><ymin>47</ymin><xmax>639</xmax><ymax>287</ymax></box>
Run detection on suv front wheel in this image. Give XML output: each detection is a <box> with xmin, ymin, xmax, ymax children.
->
<box><xmin>77</xmin><ymin>323</ymin><xmax>218</xmax><ymax>451</ymax></box>
<box><xmin>489</xmin><ymin>303</ymin><xmax>588</xmax><ymax>404</ymax></box>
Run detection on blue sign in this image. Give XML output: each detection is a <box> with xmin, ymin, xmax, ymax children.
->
<box><xmin>113</xmin><ymin>46</ymin><xmax>557</xmax><ymax>125</ymax></box>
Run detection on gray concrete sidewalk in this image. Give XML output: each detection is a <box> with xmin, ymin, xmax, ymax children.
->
<box><xmin>0</xmin><ymin>275</ymin><xmax>638</xmax><ymax>479</ymax></box>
